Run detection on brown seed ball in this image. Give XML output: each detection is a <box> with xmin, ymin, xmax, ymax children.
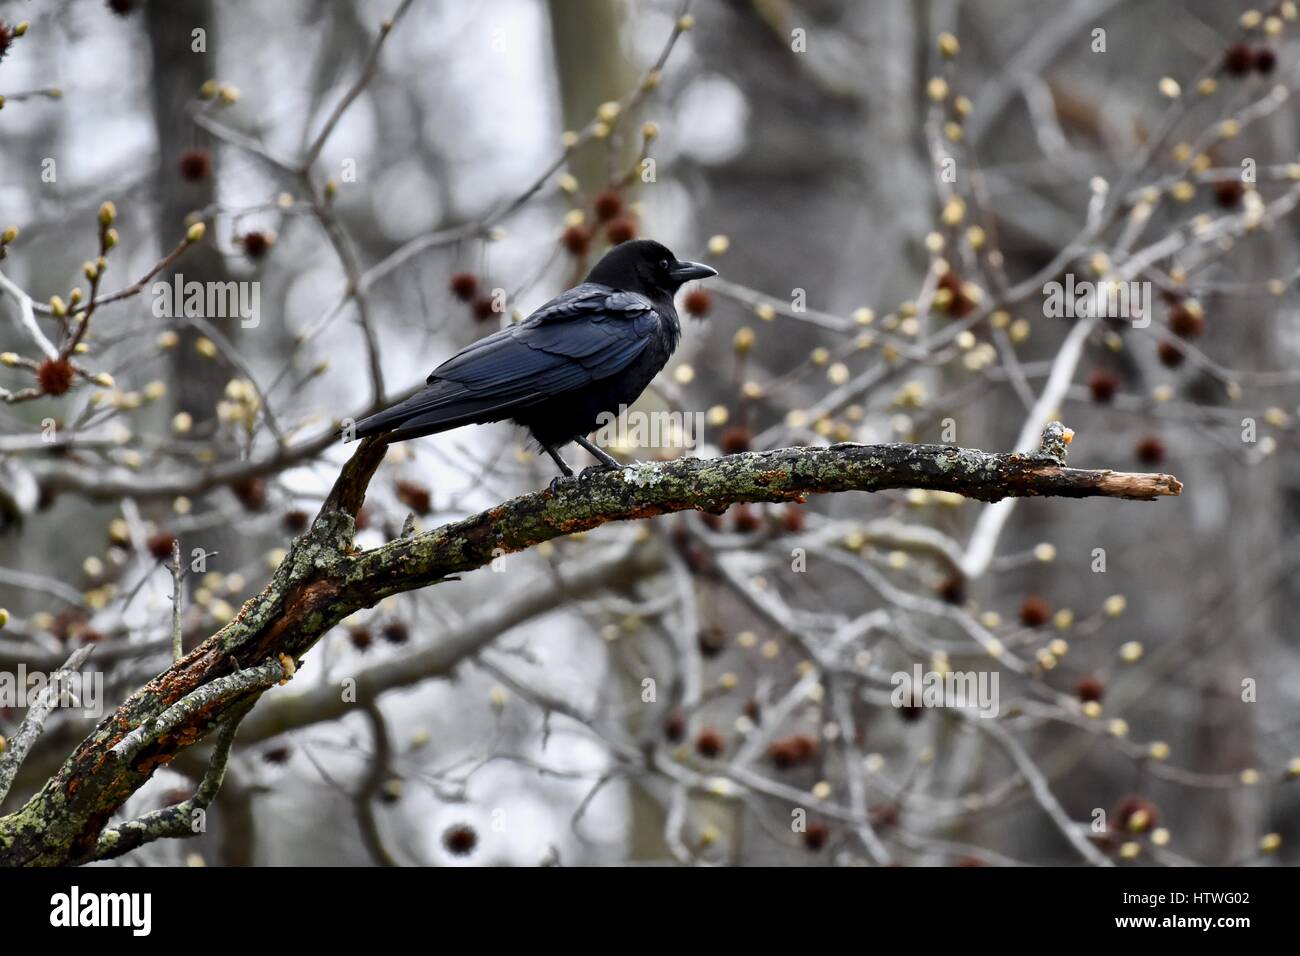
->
<box><xmin>1076</xmin><ymin>675</ymin><xmax>1105</xmax><ymax>703</ymax></box>
<box><xmin>442</xmin><ymin>823</ymin><xmax>478</xmax><ymax>856</ymax></box>
<box><xmin>561</xmin><ymin>224</ymin><xmax>592</xmax><ymax>256</ymax></box>
<box><xmin>605</xmin><ymin>216</ymin><xmax>637</xmax><ymax>245</ymax></box>
<box><xmin>1213</xmin><ymin>179</ymin><xmax>1245</xmax><ymax>208</ymax></box>
<box><xmin>1157</xmin><ymin>339</ymin><xmax>1186</xmax><ymax>367</ymax></box>
<box><xmin>0</xmin><ymin>24</ymin><xmax>12</xmax><ymax>62</ymax></box>
<box><xmin>1224</xmin><ymin>42</ymin><xmax>1254</xmax><ymax>76</ymax></box>
<box><xmin>147</xmin><ymin>531</ymin><xmax>177</xmax><ymax>561</ymax></box>
<box><xmin>684</xmin><ymin>288</ymin><xmax>714</xmax><ymax>318</ymax></box>
<box><xmin>697</xmin><ymin>626</ymin><xmax>726</xmax><ymax>658</ymax></box>
<box><xmin>471</xmin><ymin>294</ymin><xmax>498</xmax><ymax>323</ymax></box>
<box><xmin>240</xmin><ymin>231</ymin><xmax>272</xmax><ymax>259</ymax></box>
<box><xmin>592</xmin><ymin>188</ymin><xmax>623</xmax><ymax>223</ymax></box>
<box><xmin>395</xmin><ymin>479</ymin><xmax>432</xmax><ymax>516</ymax></box>
<box><xmin>348</xmin><ymin>626</ymin><xmax>374</xmax><ymax>651</ymax></box>
<box><xmin>1254</xmin><ymin>47</ymin><xmax>1277</xmax><ymax>75</ymax></box>
<box><xmin>36</xmin><ymin>358</ymin><xmax>75</xmax><ymax>396</ymax></box>
<box><xmin>719</xmin><ymin>424</ymin><xmax>751</xmax><ymax>455</ymax></box>
<box><xmin>449</xmin><ymin>272</ymin><xmax>479</xmax><ymax>302</ymax></box>
<box><xmin>743</xmin><ymin>697</ymin><xmax>761</xmax><ymax>722</ymax></box>
<box><xmin>937</xmin><ymin>574</ymin><xmax>966</xmax><ymax>605</ymax></box>
<box><xmin>177</xmin><ymin>148</ymin><xmax>212</xmax><ymax>181</ymax></box>
<box><xmin>282</xmin><ymin>509</ymin><xmax>310</xmax><ymax>534</ymax></box>
<box><xmin>262</xmin><ymin>745</ymin><xmax>292</xmax><ymax>765</ymax></box>
<box><xmin>230</xmin><ymin>476</ymin><xmax>267</xmax><ymax>511</ymax></box>
<box><xmin>1135</xmin><ymin>434</ymin><xmax>1166</xmax><ymax>465</ymax></box>
<box><xmin>803</xmin><ymin>821</ymin><xmax>829</xmax><ymax>851</ymax></box>
<box><xmin>781</xmin><ymin>504</ymin><xmax>806</xmax><ymax>534</ymax></box>
<box><xmin>1019</xmin><ymin>595</ymin><xmax>1051</xmax><ymax>628</ymax></box>
<box><xmin>1087</xmin><ymin>367</ymin><xmax>1120</xmax><ymax>403</ymax></box>
<box><xmin>694</xmin><ymin>726</ymin><xmax>726</xmax><ymax>758</ymax></box>
<box><xmin>732</xmin><ymin>504</ymin><xmax>762</xmax><ymax>533</ymax></box>
<box><xmin>381</xmin><ymin>621</ymin><xmax>410</xmax><ymax>645</ymax></box>
<box><xmin>663</xmin><ymin>709</ymin><xmax>687</xmax><ymax>742</ymax></box>
<box><xmin>767</xmin><ymin>733</ymin><xmax>818</xmax><ymax>769</ymax></box>
<box><xmin>1168</xmin><ymin>303</ymin><xmax>1204</xmax><ymax>338</ymax></box>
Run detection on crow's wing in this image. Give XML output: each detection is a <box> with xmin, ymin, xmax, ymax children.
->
<box><xmin>352</xmin><ymin>284</ymin><xmax>659</xmax><ymax>440</ymax></box>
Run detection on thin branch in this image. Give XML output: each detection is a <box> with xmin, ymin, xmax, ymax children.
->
<box><xmin>0</xmin><ymin>645</ymin><xmax>94</xmax><ymax>804</ymax></box>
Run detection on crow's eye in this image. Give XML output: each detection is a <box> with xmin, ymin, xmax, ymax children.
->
<box><xmin>658</xmin><ymin>259</ymin><xmax>669</xmax><ymax>271</ymax></box>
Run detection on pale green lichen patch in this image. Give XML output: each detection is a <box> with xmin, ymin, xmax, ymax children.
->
<box><xmin>620</xmin><ymin>461</ymin><xmax>665</xmax><ymax>487</ymax></box>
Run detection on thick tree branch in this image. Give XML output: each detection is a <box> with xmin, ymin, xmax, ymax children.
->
<box><xmin>0</xmin><ymin>435</ymin><xmax>1179</xmax><ymax>865</ymax></box>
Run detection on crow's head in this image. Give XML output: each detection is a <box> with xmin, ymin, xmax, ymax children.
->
<box><xmin>585</xmin><ymin>239</ymin><xmax>717</xmax><ymax>299</ymax></box>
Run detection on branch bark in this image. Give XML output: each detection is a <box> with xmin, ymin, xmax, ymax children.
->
<box><xmin>0</xmin><ymin>436</ymin><xmax>1179</xmax><ymax>865</ymax></box>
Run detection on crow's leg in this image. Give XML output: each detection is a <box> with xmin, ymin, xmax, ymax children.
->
<box><xmin>544</xmin><ymin>445</ymin><xmax>575</xmax><ymax>493</ymax></box>
<box><xmin>573</xmin><ymin>435</ymin><xmax>622</xmax><ymax>470</ymax></box>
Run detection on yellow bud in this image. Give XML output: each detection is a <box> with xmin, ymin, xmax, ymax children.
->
<box><xmin>98</xmin><ymin>202</ymin><xmax>116</xmax><ymax>227</ymax></box>
<box><xmin>186</xmin><ymin>221</ymin><xmax>206</xmax><ymax>244</ymax></box>
<box><xmin>198</xmin><ymin>79</ymin><xmax>218</xmax><ymax>99</ymax></box>
<box><xmin>1</xmin><ymin>226</ymin><xmax>17</xmax><ymax>244</ymax></box>
<box><xmin>937</xmin><ymin>32</ymin><xmax>959</xmax><ymax>57</ymax></box>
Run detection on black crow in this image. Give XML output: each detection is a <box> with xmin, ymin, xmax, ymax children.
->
<box><xmin>348</xmin><ymin>239</ymin><xmax>717</xmax><ymax>478</ymax></box>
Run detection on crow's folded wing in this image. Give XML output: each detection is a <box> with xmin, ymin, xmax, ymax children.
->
<box><xmin>352</xmin><ymin>284</ymin><xmax>659</xmax><ymax>439</ymax></box>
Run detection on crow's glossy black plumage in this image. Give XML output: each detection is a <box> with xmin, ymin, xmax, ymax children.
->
<box><xmin>349</xmin><ymin>239</ymin><xmax>717</xmax><ymax>477</ymax></box>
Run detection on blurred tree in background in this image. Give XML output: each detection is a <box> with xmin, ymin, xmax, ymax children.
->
<box><xmin>0</xmin><ymin>0</ymin><xmax>1294</xmax><ymax>867</ymax></box>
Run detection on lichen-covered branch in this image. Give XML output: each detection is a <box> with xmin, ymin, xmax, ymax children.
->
<box><xmin>0</xmin><ymin>436</ymin><xmax>1179</xmax><ymax>866</ymax></box>
<box><xmin>89</xmin><ymin>700</ymin><xmax>254</xmax><ymax>862</ymax></box>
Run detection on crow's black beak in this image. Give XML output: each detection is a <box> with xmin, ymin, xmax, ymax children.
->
<box><xmin>669</xmin><ymin>260</ymin><xmax>718</xmax><ymax>282</ymax></box>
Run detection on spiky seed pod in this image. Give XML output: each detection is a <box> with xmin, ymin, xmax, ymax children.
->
<box><xmin>177</xmin><ymin>148</ymin><xmax>213</xmax><ymax>181</ymax></box>
<box><xmin>1019</xmin><ymin>595</ymin><xmax>1051</xmax><ymax>628</ymax></box>
<box><xmin>694</xmin><ymin>726</ymin><xmax>725</xmax><ymax>758</ymax></box>
<box><xmin>1135</xmin><ymin>435</ymin><xmax>1166</xmax><ymax>465</ymax></box>
<box><xmin>282</xmin><ymin>509</ymin><xmax>309</xmax><ymax>534</ymax></box>
<box><xmin>663</xmin><ymin>709</ymin><xmax>687</xmax><ymax>742</ymax></box>
<box><xmin>240</xmin><ymin>231</ymin><xmax>272</xmax><ymax>259</ymax></box>
<box><xmin>36</xmin><ymin>358</ymin><xmax>74</xmax><ymax>396</ymax></box>
<box><xmin>1087</xmin><ymin>367</ymin><xmax>1120</xmax><ymax>403</ymax></box>
<box><xmin>684</xmin><ymin>288</ymin><xmax>713</xmax><ymax>317</ymax></box>
<box><xmin>592</xmin><ymin>188</ymin><xmax>623</xmax><ymax>223</ymax></box>
<box><xmin>803</xmin><ymin>821</ymin><xmax>830</xmax><ymax>850</ymax></box>
<box><xmin>147</xmin><ymin>531</ymin><xmax>177</xmax><ymax>561</ymax></box>
<box><xmin>1157</xmin><ymin>339</ymin><xmax>1185</xmax><ymax>367</ymax></box>
<box><xmin>605</xmin><ymin>216</ymin><xmax>637</xmax><ymax>245</ymax></box>
<box><xmin>1076</xmin><ymin>675</ymin><xmax>1105</xmax><ymax>703</ymax></box>
<box><xmin>449</xmin><ymin>272</ymin><xmax>479</xmax><ymax>302</ymax></box>
<box><xmin>719</xmin><ymin>424</ymin><xmax>751</xmax><ymax>455</ymax></box>
<box><xmin>230</xmin><ymin>476</ymin><xmax>267</xmax><ymax>511</ymax></box>
<box><xmin>1224</xmin><ymin>42</ymin><xmax>1254</xmax><ymax>76</ymax></box>
<box><xmin>561</xmin><ymin>224</ymin><xmax>592</xmax><ymax>256</ymax></box>
<box><xmin>442</xmin><ymin>823</ymin><xmax>478</xmax><ymax>856</ymax></box>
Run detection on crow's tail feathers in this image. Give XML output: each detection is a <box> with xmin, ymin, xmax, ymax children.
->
<box><xmin>345</xmin><ymin>381</ymin><xmax>537</xmax><ymax>444</ymax></box>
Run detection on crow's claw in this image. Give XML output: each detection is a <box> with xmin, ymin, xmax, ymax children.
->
<box><xmin>578</xmin><ymin>462</ymin><xmax>619</xmax><ymax>480</ymax></box>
